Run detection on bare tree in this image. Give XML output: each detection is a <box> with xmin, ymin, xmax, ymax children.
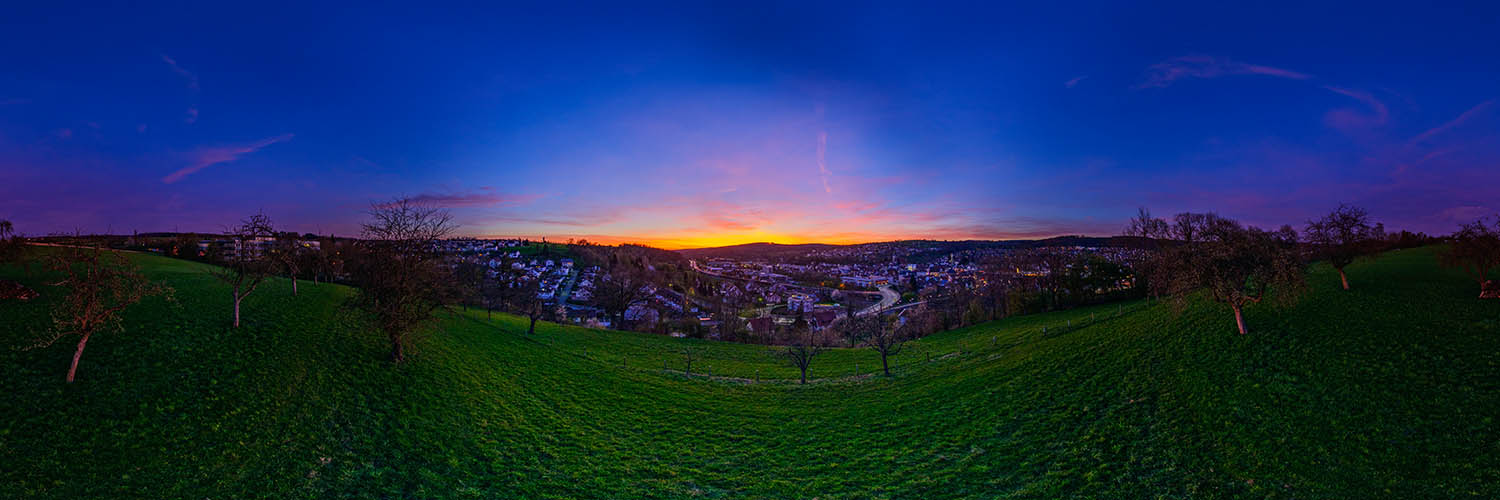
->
<box><xmin>1305</xmin><ymin>204</ymin><xmax>1379</xmax><ymax>290</ymax></box>
<box><xmin>500</xmin><ymin>270</ymin><xmax>548</xmax><ymax>335</ymax></box>
<box><xmin>1138</xmin><ymin>211</ymin><xmax>1305</xmax><ymax>334</ymax></box>
<box><xmin>348</xmin><ymin>198</ymin><xmax>457</xmax><ymax>362</ymax></box>
<box><xmin>268</xmin><ymin>236</ymin><xmax>305</xmax><ymax>296</ymax></box>
<box><xmin>31</xmin><ymin>246</ymin><xmax>171</xmax><ymax>382</ymax></box>
<box><xmin>1123</xmin><ymin>207</ymin><xmax>1170</xmax><ymax>239</ymax></box>
<box><xmin>0</xmin><ymin>219</ymin><xmax>23</xmax><ymax>264</ymax></box>
<box><xmin>842</xmin><ymin>313</ymin><xmax>905</xmax><ymax>376</ymax></box>
<box><xmin>1439</xmin><ymin>217</ymin><xmax>1500</xmax><ymax>295</ymax></box>
<box><xmin>211</xmin><ymin>214</ymin><xmax>276</xmax><ymax>328</ymax></box>
<box><xmin>680</xmin><ymin>346</ymin><xmax>704</xmax><ymax>375</ymax></box>
<box><xmin>451</xmin><ymin>259</ymin><xmax>489</xmax><ymax>312</ymax></box>
<box><xmin>776</xmin><ymin>314</ymin><xmax>830</xmax><ymax>384</ymax></box>
<box><xmin>593</xmin><ymin>264</ymin><xmax>652</xmax><ymax>330</ymax></box>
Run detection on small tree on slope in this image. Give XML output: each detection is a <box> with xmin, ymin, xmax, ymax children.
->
<box><xmin>1136</xmin><ymin>211</ymin><xmax>1305</xmax><ymax>334</ymax></box>
<box><xmin>212</xmin><ymin>214</ymin><xmax>276</xmax><ymax>328</ymax></box>
<box><xmin>841</xmin><ymin>313</ymin><xmax>905</xmax><ymax>376</ymax></box>
<box><xmin>31</xmin><ymin>246</ymin><xmax>171</xmax><ymax>382</ymax></box>
<box><xmin>1439</xmin><ymin>217</ymin><xmax>1500</xmax><ymax>296</ymax></box>
<box><xmin>777</xmin><ymin>314</ymin><xmax>830</xmax><ymax>384</ymax></box>
<box><xmin>1305</xmin><ymin>204</ymin><xmax>1380</xmax><ymax>290</ymax></box>
<box><xmin>348</xmin><ymin>198</ymin><xmax>457</xmax><ymax>363</ymax></box>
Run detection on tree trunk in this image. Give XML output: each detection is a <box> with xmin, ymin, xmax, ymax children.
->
<box><xmin>291</xmin><ymin>277</ymin><xmax>298</xmax><ymax>296</ymax></box>
<box><xmin>799</xmin><ymin>366</ymin><xmax>808</xmax><ymax>384</ymax></box>
<box><xmin>233</xmin><ymin>295</ymin><xmax>241</xmax><ymax>328</ymax></box>
<box><xmin>528</xmin><ymin>316</ymin><xmax>538</xmax><ymax>335</ymax></box>
<box><xmin>390</xmin><ymin>337</ymin><xmax>405</xmax><ymax>363</ymax></box>
<box><xmin>1337</xmin><ymin>268</ymin><xmax>1349</xmax><ymax>290</ymax></box>
<box><xmin>66</xmin><ymin>331</ymin><xmax>92</xmax><ymax>383</ymax></box>
<box><xmin>1232</xmin><ymin>304</ymin><xmax>1247</xmax><ymax>335</ymax></box>
<box><xmin>881</xmin><ymin>353</ymin><xmax>890</xmax><ymax>376</ymax></box>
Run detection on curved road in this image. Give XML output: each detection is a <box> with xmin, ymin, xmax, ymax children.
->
<box><xmin>858</xmin><ymin>285</ymin><xmax>899</xmax><ymax>316</ymax></box>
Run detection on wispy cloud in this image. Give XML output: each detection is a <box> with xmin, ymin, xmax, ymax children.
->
<box><xmin>162</xmin><ymin>54</ymin><xmax>200</xmax><ymax>125</ymax></box>
<box><xmin>162</xmin><ymin>134</ymin><xmax>294</xmax><ymax>184</ymax></box>
<box><xmin>1136</xmin><ymin>55</ymin><xmax>1311</xmax><ymax>89</ymax></box>
<box><xmin>160</xmin><ymin>54</ymin><xmax>199</xmax><ymax>90</ymax></box>
<box><xmin>1323</xmin><ymin>85</ymin><xmax>1389</xmax><ymax>132</ymax></box>
<box><xmin>816</xmin><ymin>131</ymin><xmax>832</xmax><ymax>194</ymax></box>
<box><xmin>1064</xmin><ymin>76</ymin><xmax>1088</xmax><ymax>88</ymax></box>
<box><xmin>1411</xmin><ymin>100</ymin><xmax>1495</xmax><ymax>144</ymax></box>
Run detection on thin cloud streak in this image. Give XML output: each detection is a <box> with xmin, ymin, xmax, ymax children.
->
<box><xmin>162</xmin><ymin>134</ymin><xmax>294</xmax><ymax>184</ymax></box>
<box><xmin>1411</xmin><ymin>100</ymin><xmax>1495</xmax><ymax>144</ymax></box>
<box><xmin>160</xmin><ymin>54</ymin><xmax>199</xmax><ymax>90</ymax></box>
<box><xmin>1136</xmin><ymin>55</ymin><xmax>1311</xmax><ymax>89</ymax></box>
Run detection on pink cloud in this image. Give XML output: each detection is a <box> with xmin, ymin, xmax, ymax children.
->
<box><xmin>162</xmin><ymin>134</ymin><xmax>294</xmax><ymax>184</ymax></box>
<box><xmin>185</xmin><ymin>107</ymin><xmax>199</xmax><ymax>124</ymax></box>
<box><xmin>1323</xmin><ymin>85</ymin><xmax>1389</xmax><ymax>132</ymax></box>
<box><xmin>1136</xmin><ymin>55</ymin><xmax>1311</xmax><ymax>89</ymax></box>
<box><xmin>1064</xmin><ymin>76</ymin><xmax>1088</xmax><ymax>88</ymax></box>
<box><xmin>1411</xmin><ymin>100</ymin><xmax>1495</xmax><ymax>144</ymax></box>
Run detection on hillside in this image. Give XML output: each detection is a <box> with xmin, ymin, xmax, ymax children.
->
<box><xmin>1</xmin><ymin>247</ymin><xmax>1497</xmax><ymax>498</ymax></box>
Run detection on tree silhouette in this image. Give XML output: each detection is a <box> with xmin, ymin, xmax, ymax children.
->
<box><xmin>1135</xmin><ymin>211</ymin><xmax>1305</xmax><ymax>334</ymax></box>
<box><xmin>776</xmin><ymin>313</ymin><xmax>830</xmax><ymax>384</ymax></box>
<box><xmin>1439</xmin><ymin>217</ymin><xmax>1500</xmax><ymax>295</ymax></box>
<box><xmin>1305</xmin><ymin>204</ymin><xmax>1380</xmax><ymax>290</ymax></box>
<box><xmin>348</xmin><ymin>198</ymin><xmax>457</xmax><ymax>363</ymax></box>
<box><xmin>842</xmin><ymin>313</ymin><xmax>905</xmax><ymax>376</ymax></box>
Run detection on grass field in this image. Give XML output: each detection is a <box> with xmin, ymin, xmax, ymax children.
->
<box><xmin>1</xmin><ymin>247</ymin><xmax>1497</xmax><ymax>498</ymax></box>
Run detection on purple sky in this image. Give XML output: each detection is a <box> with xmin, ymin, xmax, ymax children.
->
<box><xmin>2</xmin><ymin>3</ymin><xmax>1498</xmax><ymax>248</ymax></box>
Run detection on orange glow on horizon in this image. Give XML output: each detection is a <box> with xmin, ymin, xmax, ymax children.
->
<box><xmin>473</xmin><ymin>229</ymin><xmax>1068</xmax><ymax>250</ymax></box>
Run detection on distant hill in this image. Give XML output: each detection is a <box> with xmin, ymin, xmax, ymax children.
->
<box><xmin>677</xmin><ymin>236</ymin><xmax>1156</xmax><ymax>261</ymax></box>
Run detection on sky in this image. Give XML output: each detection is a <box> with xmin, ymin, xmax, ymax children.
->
<box><xmin>2</xmin><ymin>2</ymin><xmax>1498</xmax><ymax>249</ymax></box>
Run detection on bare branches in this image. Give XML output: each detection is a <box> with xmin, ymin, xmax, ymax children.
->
<box><xmin>211</xmin><ymin>213</ymin><xmax>277</xmax><ymax>328</ymax></box>
<box><xmin>1131</xmin><ymin>210</ymin><xmax>1305</xmax><ymax>334</ymax></box>
<box><xmin>1306</xmin><ymin>204</ymin><xmax>1379</xmax><ymax>289</ymax></box>
<box><xmin>349</xmin><ymin>198</ymin><xmax>459</xmax><ymax>362</ymax></box>
<box><xmin>33</xmin><ymin>246</ymin><xmax>171</xmax><ymax>382</ymax></box>
<box><xmin>1439</xmin><ymin>217</ymin><xmax>1500</xmax><ymax>292</ymax></box>
<box><xmin>841</xmin><ymin>314</ymin><xmax>906</xmax><ymax>376</ymax></box>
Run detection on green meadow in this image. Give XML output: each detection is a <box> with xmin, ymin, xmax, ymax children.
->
<box><xmin>1</xmin><ymin>247</ymin><xmax>1496</xmax><ymax>498</ymax></box>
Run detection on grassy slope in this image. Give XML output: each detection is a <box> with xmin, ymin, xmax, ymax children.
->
<box><xmin>0</xmin><ymin>247</ymin><xmax>1496</xmax><ymax>499</ymax></box>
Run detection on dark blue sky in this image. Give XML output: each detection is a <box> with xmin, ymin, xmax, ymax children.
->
<box><xmin>2</xmin><ymin>2</ymin><xmax>1497</xmax><ymax>247</ymax></box>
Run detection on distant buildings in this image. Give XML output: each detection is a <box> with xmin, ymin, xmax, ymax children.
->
<box><xmin>786</xmin><ymin>292</ymin><xmax>817</xmax><ymax>313</ymax></box>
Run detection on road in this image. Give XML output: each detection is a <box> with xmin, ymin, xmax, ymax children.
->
<box><xmin>857</xmin><ymin>285</ymin><xmax>899</xmax><ymax>316</ymax></box>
